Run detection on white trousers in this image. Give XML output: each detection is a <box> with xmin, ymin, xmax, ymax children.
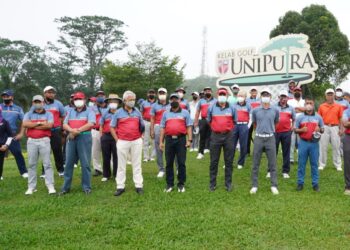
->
<box><xmin>91</xmin><ymin>129</ymin><xmax>102</xmax><ymax>172</ymax></box>
<box><xmin>319</xmin><ymin>125</ymin><xmax>342</xmax><ymax>169</ymax></box>
<box><xmin>143</xmin><ymin>120</ymin><xmax>156</xmax><ymax>160</ymax></box>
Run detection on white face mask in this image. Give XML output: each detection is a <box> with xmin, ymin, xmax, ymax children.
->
<box><xmin>261</xmin><ymin>97</ymin><xmax>271</xmax><ymax>104</ymax></box>
<box><xmin>336</xmin><ymin>91</ymin><xmax>343</xmax><ymax>97</ymax></box>
<box><xmin>218</xmin><ymin>96</ymin><xmax>227</xmax><ymax>103</ymax></box>
<box><xmin>109</xmin><ymin>103</ymin><xmax>118</xmax><ymax>110</ymax></box>
<box><xmin>158</xmin><ymin>94</ymin><xmax>167</xmax><ymax>101</ymax></box>
<box><xmin>88</xmin><ymin>102</ymin><xmax>94</xmax><ymax>107</ymax></box>
<box><xmin>177</xmin><ymin>92</ymin><xmax>184</xmax><ymax>99</ymax></box>
<box><xmin>74</xmin><ymin>100</ymin><xmax>85</xmax><ymax>108</ymax></box>
<box><xmin>237</xmin><ymin>97</ymin><xmax>245</xmax><ymax>103</ymax></box>
<box><xmin>125</xmin><ymin>100</ymin><xmax>135</xmax><ymax>108</ymax></box>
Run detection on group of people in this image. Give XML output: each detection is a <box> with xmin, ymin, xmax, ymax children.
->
<box><xmin>0</xmin><ymin>80</ymin><xmax>350</xmax><ymax>196</ymax></box>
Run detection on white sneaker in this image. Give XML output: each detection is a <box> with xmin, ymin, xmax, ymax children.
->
<box><xmin>178</xmin><ymin>186</ymin><xmax>185</xmax><ymax>193</ymax></box>
<box><xmin>266</xmin><ymin>172</ymin><xmax>271</xmax><ymax>178</ymax></box>
<box><xmin>282</xmin><ymin>173</ymin><xmax>290</xmax><ymax>179</ymax></box>
<box><xmin>22</xmin><ymin>173</ymin><xmax>29</xmax><ymax>179</ymax></box>
<box><xmin>344</xmin><ymin>189</ymin><xmax>350</xmax><ymax>196</ymax></box>
<box><xmin>318</xmin><ymin>166</ymin><xmax>324</xmax><ymax>170</ymax></box>
<box><xmin>48</xmin><ymin>186</ymin><xmax>56</xmax><ymax>194</ymax></box>
<box><xmin>127</xmin><ymin>161</ymin><xmax>132</xmax><ymax>165</ymax></box>
<box><xmin>189</xmin><ymin>148</ymin><xmax>194</xmax><ymax>152</ymax></box>
<box><xmin>150</xmin><ymin>158</ymin><xmax>155</xmax><ymax>161</ymax></box>
<box><xmin>164</xmin><ymin>186</ymin><xmax>173</xmax><ymax>193</ymax></box>
<box><xmin>237</xmin><ymin>165</ymin><xmax>243</xmax><ymax>169</ymax></box>
<box><xmin>143</xmin><ymin>159</ymin><xmax>149</xmax><ymax>162</ymax></box>
<box><xmin>194</xmin><ymin>148</ymin><xmax>199</xmax><ymax>152</ymax></box>
<box><xmin>157</xmin><ymin>171</ymin><xmax>165</xmax><ymax>178</ymax></box>
<box><xmin>250</xmin><ymin>187</ymin><xmax>258</xmax><ymax>194</ymax></box>
<box><xmin>204</xmin><ymin>149</ymin><xmax>210</xmax><ymax>154</ymax></box>
<box><xmin>74</xmin><ymin>164</ymin><xmax>78</xmax><ymax>168</ymax></box>
<box><xmin>271</xmin><ymin>186</ymin><xmax>279</xmax><ymax>195</ymax></box>
<box><xmin>58</xmin><ymin>172</ymin><xmax>64</xmax><ymax>177</ymax></box>
<box><xmin>0</xmin><ymin>176</ymin><xmax>3</xmax><ymax>181</ymax></box>
<box><xmin>336</xmin><ymin>167</ymin><xmax>343</xmax><ymax>172</ymax></box>
<box><xmin>223</xmin><ymin>165</ymin><xmax>225</xmax><ymax>169</ymax></box>
<box><xmin>25</xmin><ymin>188</ymin><xmax>37</xmax><ymax>195</ymax></box>
<box><xmin>196</xmin><ymin>153</ymin><xmax>204</xmax><ymax>160</ymax></box>
<box><xmin>101</xmin><ymin>177</ymin><xmax>108</xmax><ymax>182</ymax></box>
<box><xmin>40</xmin><ymin>174</ymin><xmax>45</xmax><ymax>179</ymax></box>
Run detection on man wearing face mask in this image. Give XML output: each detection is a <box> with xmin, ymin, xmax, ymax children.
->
<box><xmin>0</xmin><ymin>89</ymin><xmax>28</xmax><ymax>178</ymax></box>
<box><xmin>110</xmin><ymin>91</ymin><xmax>145</xmax><ymax>196</ymax></box>
<box><xmin>194</xmin><ymin>87</ymin><xmax>216</xmax><ymax>160</ymax></box>
<box><xmin>140</xmin><ymin>89</ymin><xmax>157</xmax><ymax>162</ymax></box>
<box><xmin>246</xmin><ymin>87</ymin><xmax>260</xmax><ymax>156</ymax></box>
<box><xmin>250</xmin><ymin>88</ymin><xmax>280</xmax><ymax>195</ymax></box>
<box><xmin>228</xmin><ymin>84</ymin><xmax>240</xmax><ymax>106</ymax></box>
<box><xmin>318</xmin><ymin>89</ymin><xmax>343</xmax><ymax>171</ymax></box>
<box><xmin>207</xmin><ymin>88</ymin><xmax>237</xmax><ymax>192</ymax></box>
<box><xmin>23</xmin><ymin>95</ymin><xmax>55</xmax><ymax>195</ymax></box>
<box><xmin>272</xmin><ymin>90</ymin><xmax>296</xmax><ymax>179</ymax></box>
<box><xmin>175</xmin><ymin>87</ymin><xmax>190</xmax><ymax>110</ymax></box>
<box><xmin>150</xmin><ymin>88</ymin><xmax>168</xmax><ymax>178</ymax></box>
<box><xmin>87</xmin><ymin>97</ymin><xmax>97</xmax><ymax>108</ymax></box>
<box><xmin>42</xmin><ymin>86</ymin><xmax>65</xmax><ymax>177</ymax></box>
<box><xmin>287</xmin><ymin>86</ymin><xmax>305</xmax><ymax>164</ymax></box>
<box><xmin>159</xmin><ymin>93</ymin><xmax>192</xmax><ymax>193</ymax></box>
<box><xmin>335</xmin><ymin>87</ymin><xmax>349</xmax><ymax>111</ymax></box>
<box><xmin>294</xmin><ymin>98</ymin><xmax>324</xmax><ymax>191</ymax></box>
<box><xmin>189</xmin><ymin>92</ymin><xmax>200</xmax><ymax>152</ymax></box>
<box><xmin>60</xmin><ymin>92</ymin><xmax>96</xmax><ymax>195</ymax></box>
<box><xmin>100</xmin><ymin>94</ymin><xmax>122</xmax><ymax>182</ymax></box>
<box><xmin>90</xmin><ymin>91</ymin><xmax>107</xmax><ymax>177</ymax></box>
<box><xmin>233</xmin><ymin>90</ymin><xmax>250</xmax><ymax>170</ymax></box>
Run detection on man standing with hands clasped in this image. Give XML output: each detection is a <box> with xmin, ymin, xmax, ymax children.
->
<box><xmin>160</xmin><ymin>93</ymin><xmax>192</xmax><ymax>193</ymax></box>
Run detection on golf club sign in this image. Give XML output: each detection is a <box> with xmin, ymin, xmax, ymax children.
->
<box><xmin>216</xmin><ymin>34</ymin><xmax>318</xmax><ymax>96</ymax></box>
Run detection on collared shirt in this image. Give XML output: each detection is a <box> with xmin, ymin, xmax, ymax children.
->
<box><xmin>287</xmin><ymin>98</ymin><xmax>305</xmax><ymax>118</ymax></box>
<box><xmin>227</xmin><ymin>96</ymin><xmax>237</xmax><ymax>106</ymax></box>
<box><xmin>207</xmin><ymin>101</ymin><xmax>237</xmax><ymax>133</ymax></box>
<box><xmin>64</xmin><ymin>104</ymin><xmax>74</xmax><ymax>115</ymax></box>
<box><xmin>197</xmin><ymin>97</ymin><xmax>217</xmax><ymax>119</ymax></box>
<box><xmin>342</xmin><ymin>108</ymin><xmax>350</xmax><ymax>134</ymax></box>
<box><xmin>179</xmin><ymin>99</ymin><xmax>190</xmax><ymax>110</ymax></box>
<box><xmin>44</xmin><ymin>100</ymin><xmax>65</xmax><ymax>128</ymax></box>
<box><xmin>335</xmin><ymin>98</ymin><xmax>349</xmax><ymax>111</ymax></box>
<box><xmin>23</xmin><ymin>109</ymin><xmax>54</xmax><ymax>138</ymax></box>
<box><xmin>189</xmin><ymin>100</ymin><xmax>200</xmax><ymax>120</ymax></box>
<box><xmin>246</xmin><ymin>97</ymin><xmax>261</xmax><ymax>110</ymax></box>
<box><xmin>0</xmin><ymin>103</ymin><xmax>24</xmax><ymax>134</ymax></box>
<box><xmin>90</xmin><ymin>105</ymin><xmax>107</xmax><ymax>129</ymax></box>
<box><xmin>140</xmin><ymin>99</ymin><xmax>156</xmax><ymax>121</ymax></box>
<box><xmin>234</xmin><ymin>102</ymin><xmax>251</xmax><ymax>123</ymax></box>
<box><xmin>318</xmin><ymin>102</ymin><xmax>343</xmax><ymax>125</ymax></box>
<box><xmin>274</xmin><ymin>103</ymin><xmax>296</xmax><ymax>133</ymax></box>
<box><xmin>252</xmin><ymin>106</ymin><xmax>279</xmax><ymax>134</ymax></box>
<box><xmin>160</xmin><ymin>108</ymin><xmax>192</xmax><ymax>136</ymax></box>
<box><xmin>110</xmin><ymin>107</ymin><xmax>144</xmax><ymax>141</ymax></box>
<box><xmin>100</xmin><ymin>108</ymin><xmax>117</xmax><ymax>133</ymax></box>
<box><xmin>294</xmin><ymin>113</ymin><xmax>324</xmax><ymax>141</ymax></box>
<box><xmin>64</xmin><ymin>106</ymin><xmax>96</xmax><ymax>129</ymax></box>
<box><xmin>151</xmin><ymin>101</ymin><xmax>169</xmax><ymax>125</ymax></box>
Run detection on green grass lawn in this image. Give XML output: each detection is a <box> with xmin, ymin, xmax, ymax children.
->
<box><xmin>1</xmin><ymin>150</ymin><xmax>350</xmax><ymax>249</ymax></box>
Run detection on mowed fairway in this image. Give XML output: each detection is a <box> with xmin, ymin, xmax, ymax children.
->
<box><xmin>1</xmin><ymin>150</ymin><xmax>350</xmax><ymax>249</ymax></box>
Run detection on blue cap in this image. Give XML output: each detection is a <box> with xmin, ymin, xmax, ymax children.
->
<box><xmin>169</xmin><ymin>93</ymin><xmax>179</xmax><ymax>99</ymax></box>
<box><xmin>1</xmin><ymin>89</ymin><xmax>14</xmax><ymax>97</ymax></box>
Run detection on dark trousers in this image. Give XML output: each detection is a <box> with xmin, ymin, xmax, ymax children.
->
<box><xmin>165</xmin><ymin>136</ymin><xmax>187</xmax><ymax>187</ymax></box>
<box><xmin>247</xmin><ymin>125</ymin><xmax>254</xmax><ymax>155</ymax></box>
<box><xmin>233</xmin><ymin>124</ymin><xmax>249</xmax><ymax>166</ymax></box>
<box><xmin>0</xmin><ymin>148</ymin><xmax>5</xmax><ymax>178</ymax></box>
<box><xmin>209</xmin><ymin>130</ymin><xmax>235</xmax><ymax>188</ymax></box>
<box><xmin>275</xmin><ymin>131</ymin><xmax>292</xmax><ymax>174</ymax></box>
<box><xmin>343</xmin><ymin>134</ymin><xmax>350</xmax><ymax>189</ymax></box>
<box><xmin>199</xmin><ymin>119</ymin><xmax>211</xmax><ymax>154</ymax></box>
<box><xmin>8</xmin><ymin>139</ymin><xmax>27</xmax><ymax>175</ymax></box>
<box><xmin>42</xmin><ymin>128</ymin><xmax>64</xmax><ymax>174</ymax></box>
<box><xmin>101</xmin><ymin>133</ymin><xmax>118</xmax><ymax>178</ymax></box>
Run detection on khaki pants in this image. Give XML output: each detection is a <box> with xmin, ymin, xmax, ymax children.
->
<box><xmin>91</xmin><ymin>129</ymin><xmax>102</xmax><ymax>172</ymax></box>
<box><xmin>319</xmin><ymin>125</ymin><xmax>342</xmax><ymax>169</ymax></box>
<box><xmin>116</xmin><ymin>138</ymin><xmax>143</xmax><ymax>189</ymax></box>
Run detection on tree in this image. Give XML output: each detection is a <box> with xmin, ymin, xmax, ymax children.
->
<box><xmin>270</xmin><ymin>5</ymin><xmax>350</xmax><ymax>86</ymax></box>
<box><xmin>54</xmin><ymin>16</ymin><xmax>127</xmax><ymax>92</ymax></box>
<box><xmin>102</xmin><ymin>42</ymin><xmax>184</xmax><ymax>99</ymax></box>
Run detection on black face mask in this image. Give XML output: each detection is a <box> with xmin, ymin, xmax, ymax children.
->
<box><xmin>46</xmin><ymin>97</ymin><xmax>54</xmax><ymax>103</ymax></box>
<box><xmin>148</xmin><ymin>95</ymin><xmax>155</xmax><ymax>99</ymax></box>
<box><xmin>3</xmin><ymin>99</ymin><xmax>11</xmax><ymax>105</ymax></box>
<box><xmin>294</xmin><ymin>93</ymin><xmax>301</xmax><ymax>98</ymax></box>
<box><xmin>193</xmin><ymin>96</ymin><xmax>198</xmax><ymax>101</ymax></box>
<box><xmin>205</xmin><ymin>93</ymin><xmax>212</xmax><ymax>98</ymax></box>
<box><xmin>171</xmin><ymin>101</ymin><xmax>179</xmax><ymax>109</ymax></box>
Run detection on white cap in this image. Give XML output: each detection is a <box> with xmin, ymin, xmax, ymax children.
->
<box><xmin>261</xmin><ymin>88</ymin><xmax>271</xmax><ymax>95</ymax></box>
<box><xmin>279</xmin><ymin>90</ymin><xmax>289</xmax><ymax>97</ymax></box>
<box><xmin>191</xmin><ymin>91</ymin><xmax>199</xmax><ymax>96</ymax></box>
<box><xmin>231</xmin><ymin>84</ymin><xmax>240</xmax><ymax>89</ymax></box>
<box><xmin>43</xmin><ymin>86</ymin><xmax>56</xmax><ymax>93</ymax></box>
<box><xmin>325</xmin><ymin>88</ymin><xmax>335</xmax><ymax>94</ymax></box>
<box><xmin>250</xmin><ymin>87</ymin><xmax>257</xmax><ymax>91</ymax></box>
<box><xmin>158</xmin><ymin>87</ymin><xmax>167</xmax><ymax>94</ymax></box>
<box><xmin>32</xmin><ymin>95</ymin><xmax>44</xmax><ymax>102</ymax></box>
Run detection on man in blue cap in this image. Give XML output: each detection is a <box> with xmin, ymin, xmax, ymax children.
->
<box><xmin>0</xmin><ymin>89</ymin><xmax>28</xmax><ymax>178</ymax></box>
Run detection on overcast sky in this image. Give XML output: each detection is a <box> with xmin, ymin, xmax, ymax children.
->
<box><xmin>0</xmin><ymin>0</ymin><xmax>349</xmax><ymax>89</ymax></box>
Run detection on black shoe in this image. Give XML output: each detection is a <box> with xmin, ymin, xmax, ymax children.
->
<box><xmin>93</xmin><ymin>170</ymin><xmax>102</xmax><ymax>177</ymax></box>
<box><xmin>58</xmin><ymin>190</ymin><xmax>69</xmax><ymax>196</ymax></box>
<box><xmin>313</xmin><ymin>185</ymin><xmax>320</xmax><ymax>192</ymax></box>
<box><xmin>135</xmin><ymin>188</ymin><xmax>144</xmax><ymax>195</ymax></box>
<box><xmin>209</xmin><ymin>185</ymin><xmax>216</xmax><ymax>192</ymax></box>
<box><xmin>296</xmin><ymin>184</ymin><xmax>303</xmax><ymax>191</ymax></box>
<box><xmin>84</xmin><ymin>189</ymin><xmax>92</xmax><ymax>195</ymax></box>
<box><xmin>226</xmin><ymin>184</ymin><xmax>233</xmax><ymax>192</ymax></box>
<box><xmin>114</xmin><ymin>189</ymin><xmax>125</xmax><ymax>196</ymax></box>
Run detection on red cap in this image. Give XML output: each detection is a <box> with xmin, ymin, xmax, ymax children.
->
<box><xmin>73</xmin><ymin>92</ymin><xmax>86</xmax><ymax>100</ymax></box>
<box><xmin>89</xmin><ymin>97</ymin><xmax>97</xmax><ymax>102</ymax></box>
<box><xmin>218</xmin><ymin>88</ymin><xmax>228</xmax><ymax>95</ymax></box>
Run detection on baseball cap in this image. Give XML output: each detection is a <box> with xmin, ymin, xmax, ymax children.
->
<box><xmin>43</xmin><ymin>86</ymin><xmax>56</xmax><ymax>93</ymax></box>
<box><xmin>191</xmin><ymin>91</ymin><xmax>199</xmax><ymax>96</ymax></box>
<box><xmin>250</xmin><ymin>87</ymin><xmax>257</xmax><ymax>91</ymax></box>
<box><xmin>231</xmin><ymin>84</ymin><xmax>240</xmax><ymax>89</ymax></box>
<box><xmin>89</xmin><ymin>97</ymin><xmax>97</xmax><ymax>102</ymax></box>
<box><xmin>203</xmin><ymin>86</ymin><xmax>212</xmax><ymax>91</ymax></box>
<box><xmin>169</xmin><ymin>93</ymin><xmax>179</xmax><ymax>99</ymax></box>
<box><xmin>1</xmin><ymin>89</ymin><xmax>14</xmax><ymax>97</ymax></box>
<box><xmin>158</xmin><ymin>87</ymin><xmax>167</xmax><ymax>93</ymax></box>
<box><xmin>73</xmin><ymin>92</ymin><xmax>86</xmax><ymax>100</ymax></box>
<box><xmin>32</xmin><ymin>95</ymin><xmax>44</xmax><ymax>102</ymax></box>
<box><xmin>148</xmin><ymin>89</ymin><xmax>156</xmax><ymax>93</ymax></box>
<box><xmin>335</xmin><ymin>87</ymin><xmax>343</xmax><ymax>91</ymax></box>
<box><xmin>279</xmin><ymin>90</ymin><xmax>289</xmax><ymax>97</ymax></box>
<box><xmin>325</xmin><ymin>88</ymin><xmax>335</xmax><ymax>94</ymax></box>
<box><xmin>261</xmin><ymin>88</ymin><xmax>271</xmax><ymax>95</ymax></box>
<box><xmin>176</xmin><ymin>87</ymin><xmax>186</xmax><ymax>93</ymax></box>
<box><xmin>288</xmin><ymin>80</ymin><xmax>296</xmax><ymax>85</ymax></box>
<box><xmin>218</xmin><ymin>88</ymin><xmax>228</xmax><ymax>95</ymax></box>
<box><xmin>95</xmin><ymin>90</ymin><xmax>105</xmax><ymax>96</ymax></box>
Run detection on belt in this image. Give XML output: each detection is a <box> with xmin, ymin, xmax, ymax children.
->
<box><xmin>237</xmin><ymin>122</ymin><xmax>248</xmax><ymax>125</ymax></box>
<box><xmin>255</xmin><ymin>133</ymin><xmax>274</xmax><ymax>138</ymax></box>
<box><xmin>166</xmin><ymin>134</ymin><xmax>186</xmax><ymax>139</ymax></box>
<box><xmin>80</xmin><ymin>131</ymin><xmax>91</xmax><ymax>135</ymax></box>
<box><xmin>213</xmin><ymin>130</ymin><xmax>231</xmax><ymax>135</ymax></box>
<box><xmin>325</xmin><ymin>124</ymin><xmax>338</xmax><ymax>127</ymax></box>
<box><xmin>51</xmin><ymin>127</ymin><xmax>61</xmax><ymax>131</ymax></box>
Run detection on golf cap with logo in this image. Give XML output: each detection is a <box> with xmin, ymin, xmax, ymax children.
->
<box><xmin>73</xmin><ymin>92</ymin><xmax>86</xmax><ymax>100</ymax></box>
<box><xmin>32</xmin><ymin>95</ymin><xmax>44</xmax><ymax>102</ymax></box>
<box><xmin>95</xmin><ymin>90</ymin><xmax>105</xmax><ymax>96</ymax></box>
<box><xmin>325</xmin><ymin>88</ymin><xmax>335</xmax><ymax>94</ymax></box>
<box><xmin>279</xmin><ymin>90</ymin><xmax>289</xmax><ymax>97</ymax></box>
<box><xmin>158</xmin><ymin>87</ymin><xmax>167</xmax><ymax>93</ymax></box>
<box><xmin>250</xmin><ymin>87</ymin><xmax>257</xmax><ymax>92</ymax></box>
<box><xmin>43</xmin><ymin>86</ymin><xmax>56</xmax><ymax>93</ymax></box>
<box><xmin>335</xmin><ymin>87</ymin><xmax>343</xmax><ymax>91</ymax></box>
<box><xmin>176</xmin><ymin>87</ymin><xmax>186</xmax><ymax>93</ymax></box>
<box><xmin>169</xmin><ymin>93</ymin><xmax>179</xmax><ymax>99</ymax></box>
<box><xmin>231</xmin><ymin>84</ymin><xmax>240</xmax><ymax>89</ymax></box>
<box><xmin>218</xmin><ymin>88</ymin><xmax>228</xmax><ymax>95</ymax></box>
<box><xmin>261</xmin><ymin>88</ymin><xmax>271</xmax><ymax>95</ymax></box>
<box><xmin>203</xmin><ymin>86</ymin><xmax>212</xmax><ymax>91</ymax></box>
<box><xmin>1</xmin><ymin>89</ymin><xmax>14</xmax><ymax>97</ymax></box>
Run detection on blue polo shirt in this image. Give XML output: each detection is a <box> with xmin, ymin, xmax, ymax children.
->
<box><xmin>207</xmin><ymin>101</ymin><xmax>237</xmax><ymax>133</ymax></box>
<box><xmin>140</xmin><ymin>99</ymin><xmax>156</xmax><ymax>121</ymax></box>
<box><xmin>274</xmin><ymin>103</ymin><xmax>296</xmax><ymax>133</ymax></box>
<box><xmin>294</xmin><ymin>113</ymin><xmax>324</xmax><ymax>141</ymax></box>
<box><xmin>197</xmin><ymin>97</ymin><xmax>217</xmax><ymax>119</ymax></box>
<box><xmin>44</xmin><ymin>100</ymin><xmax>65</xmax><ymax>128</ymax></box>
<box><xmin>234</xmin><ymin>102</ymin><xmax>251</xmax><ymax>123</ymax></box>
<box><xmin>252</xmin><ymin>106</ymin><xmax>279</xmax><ymax>134</ymax></box>
<box><xmin>23</xmin><ymin>109</ymin><xmax>54</xmax><ymax>138</ymax></box>
<box><xmin>0</xmin><ymin>103</ymin><xmax>24</xmax><ymax>134</ymax></box>
<box><xmin>64</xmin><ymin>104</ymin><xmax>73</xmax><ymax>114</ymax></box>
<box><xmin>336</xmin><ymin>98</ymin><xmax>349</xmax><ymax>111</ymax></box>
<box><xmin>246</xmin><ymin>97</ymin><xmax>261</xmax><ymax>109</ymax></box>
<box><xmin>179</xmin><ymin>99</ymin><xmax>190</xmax><ymax>110</ymax></box>
<box><xmin>100</xmin><ymin>108</ymin><xmax>117</xmax><ymax>133</ymax></box>
<box><xmin>342</xmin><ymin>108</ymin><xmax>350</xmax><ymax>135</ymax></box>
<box><xmin>63</xmin><ymin>106</ymin><xmax>96</xmax><ymax>130</ymax></box>
<box><xmin>151</xmin><ymin>101</ymin><xmax>169</xmax><ymax>125</ymax></box>
<box><xmin>160</xmin><ymin>108</ymin><xmax>192</xmax><ymax>136</ymax></box>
